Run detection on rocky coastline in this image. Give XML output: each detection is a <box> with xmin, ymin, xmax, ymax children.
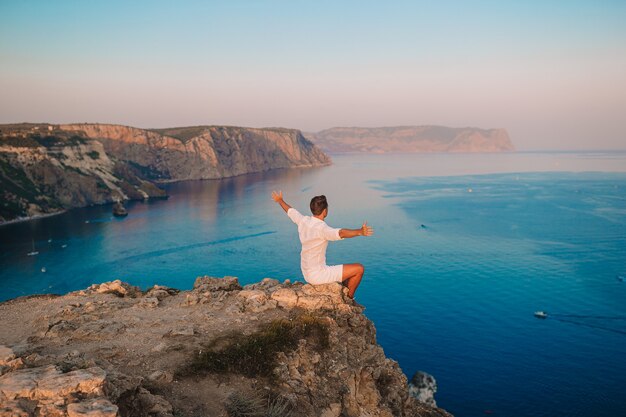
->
<box><xmin>0</xmin><ymin>210</ymin><xmax>66</xmax><ymax>227</ymax></box>
<box><xmin>0</xmin><ymin>123</ymin><xmax>330</xmax><ymax>225</ymax></box>
<box><xmin>0</xmin><ymin>277</ymin><xmax>452</xmax><ymax>417</ymax></box>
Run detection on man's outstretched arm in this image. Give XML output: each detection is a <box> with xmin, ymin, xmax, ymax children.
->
<box><xmin>339</xmin><ymin>221</ymin><xmax>374</xmax><ymax>239</ymax></box>
<box><xmin>271</xmin><ymin>190</ymin><xmax>291</xmax><ymax>213</ymax></box>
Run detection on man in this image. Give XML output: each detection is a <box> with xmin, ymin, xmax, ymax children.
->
<box><xmin>272</xmin><ymin>191</ymin><xmax>373</xmax><ymax>298</ymax></box>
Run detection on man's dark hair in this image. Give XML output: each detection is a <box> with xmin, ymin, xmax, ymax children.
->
<box><xmin>310</xmin><ymin>195</ymin><xmax>328</xmax><ymax>215</ymax></box>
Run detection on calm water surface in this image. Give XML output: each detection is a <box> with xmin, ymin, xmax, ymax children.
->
<box><xmin>1</xmin><ymin>152</ymin><xmax>626</xmax><ymax>417</ymax></box>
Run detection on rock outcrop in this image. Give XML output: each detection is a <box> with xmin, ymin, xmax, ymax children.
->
<box><xmin>306</xmin><ymin>126</ymin><xmax>514</xmax><ymax>153</ymax></box>
<box><xmin>408</xmin><ymin>371</ymin><xmax>438</xmax><ymax>407</ymax></box>
<box><xmin>0</xmin><ymin>123</ymin><xmax>330</xmax><ymax>224</ymax></box>
<box><xmin>0</xmin><ymin>277</ymin><xmax>451</xmax><ymax>417</ymax></box>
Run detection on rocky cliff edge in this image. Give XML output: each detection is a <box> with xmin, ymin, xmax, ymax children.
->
<box><xmin>0</xmin><ymin>277</ymin><xmax>451</xmax><ymax>417</ymax></box>
<box><xmin>60</xmin><ymin>124</ymin><xmax>331</xmax><ymax>181</ymax></box>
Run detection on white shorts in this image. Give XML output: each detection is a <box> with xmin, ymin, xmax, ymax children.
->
<box><xmin>303</xmin><ymin>264</ymin><xmax>344</xmax><ymax>285</ymax></box>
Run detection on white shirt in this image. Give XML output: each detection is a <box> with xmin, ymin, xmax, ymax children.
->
<box><xmin>287</xmin><ymin>208</ymin><xmax>342</xmax><ymax>275</ymax></box>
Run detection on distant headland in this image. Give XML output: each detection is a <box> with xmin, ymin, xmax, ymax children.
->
<box><xmin>305</xmin><ymin>126</ymin><xmax>514</xmax><ymax>153</ymax></box>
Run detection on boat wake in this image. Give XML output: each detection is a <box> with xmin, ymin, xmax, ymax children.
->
<box><xmin>114</xmin><ymin>231</ymin><xmax>277</xmax><ymax>264</ymax></box>
<box><xmin>534</xmin><ymin>311</ymin><xmax>626</xmax><ymax>336</ymax></box>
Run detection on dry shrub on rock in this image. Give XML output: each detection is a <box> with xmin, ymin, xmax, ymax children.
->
<box><xmin>184</xmin><ymin>312</ymin><xmax>329</xmax><ymax>378</ymax></box>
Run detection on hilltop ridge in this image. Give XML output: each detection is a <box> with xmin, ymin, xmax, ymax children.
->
<box><xmin>306</xmin><ymin>125</ymin><xmax>514</xmax><ymax>153</ymax></box>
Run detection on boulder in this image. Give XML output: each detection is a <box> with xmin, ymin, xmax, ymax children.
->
<box><xmin>147</xmin><ymin>370</ymin><xmax>174</xmax><ymax>384</ymax></box>
<box><xmin>0</xmin><ymin>347</ymin><xmax>15</xmax><ymax>367</ymax></box>
<box><xmin>0</xmin><ymin>365</ymin><xmax>59</xmax><ymax>400</ymax></box>
<box><xmin>0</xmin><ymin>399</ymin><xmax>33</xmax><ymax>417</ymax></box>
<box><xmin>66</xmin><ymin>398</ymin><xmax>118</xmax><ymax>417</ymax></box>
<box><xmin>270</xmin><ymin>288</ymin><xmax>298</xmax><ymax>308</ymax></box>
<box><xmin>123</xmin><ymin>387</ymin><xmax>173</xmax><ymax>417</ymax></box>
<box><xmin>0</xmin><ymin>346</ymin><xmax>22</xmax><ymax>377</ymax></box>
<box><xmin>192</xmin><ymin>276</ymin><xmax>241</xmax><ymax>292</ymax></box>
<box><xmin>88</xmin><ymin>280</ymin><xmax>140</xmax><ymax>298</ymax></box>
<box><xmin>35</xmin><ymin>367</ymin><xmax>106</xmax><ymax>400</ymax></box>
<box><xmin>237</xmin><ymin>290</ymin><xmax>277</xmax><ymax>313</ymax></box>
<box><xmin>270</xmin><ymin>282</ymin><xmax>353</xmax><ymax>312</ymax></box>
<box><xmin>408</xmin><ymin>370</ymin><xmax>438</xmax><ymax>407</ymax></box>
<box><xmin>0</xmin><ymin>365</ymin><xmax>107</xmax><ymax>417</ymax></box>
<box><xmin>244</xmin><ymin>277</ymin><xmax>281</xmax><ymax>291</ymax></box>
<box><xmin>145</xmin><ymin>285</ymin><xmax>179</xmax><ymax>301</ymax></box>
<box><xmin>138</xmin><ymin>297</ymin><xmax>159</xmax><ymax>308</ymax></box>
<box><xmin>183</xmin><ymin>293</ymin><xmax>201</xmax><ymax>306</ymax></box>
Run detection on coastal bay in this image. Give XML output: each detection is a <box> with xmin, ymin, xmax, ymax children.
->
<box><xmin>2</xmin><ymin>152</ymin><xmax>626</xmax><ymax>416</ymax></box>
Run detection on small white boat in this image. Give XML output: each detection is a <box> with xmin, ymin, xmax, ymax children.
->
<box><xmin>27</xmin><ymin>239</ymin><xmax>39</xmax><ymax>256</ymax></box>
<box><xmin>534</xmin><ymin>311</ymin><xmax>548</xmax><ymax>319</ymax></box>
<box><xmin>41</xmin><ymin>267</ymin><xmax>46</xmax><ymax>273</ymax></box>
<box><xmin>61</xmin><ymin>244</ymin><xmax>68</xmax><ymax>249</ymax></box>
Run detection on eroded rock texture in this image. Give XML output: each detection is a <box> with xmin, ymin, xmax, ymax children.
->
<box><xmin>0</xmin><ymin>277</ymin><xmax>451</xmax><ymax>417</ymax></box>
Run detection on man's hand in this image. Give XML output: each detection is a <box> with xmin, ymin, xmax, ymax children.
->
<box><xmin>271</xmin><ymin>190</ymin><xmax>283</xmax><ymax>202</ymax></box>
<box><xmin>339</xmin><ymin>221</ymin><xmax>374</xmax><ymax>239</ymax></box>
<box><xmin>272</xmin><ymin>190</ymin><xmax>291</xmax><ymax>213</ymax></box>
<box><xmin>361</xmin><ymin>221</ymin><xmax>374</xmax><ymax>237</ymax></box>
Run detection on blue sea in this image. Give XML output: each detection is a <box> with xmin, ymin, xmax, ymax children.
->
<box><xmin>1</xmin><ymin>152</ymin><xmax>626</xmax><ymax>417</ymax></box>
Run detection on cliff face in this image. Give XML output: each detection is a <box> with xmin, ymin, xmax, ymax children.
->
<box><xmin>0</xmin><ymin>277</ymin><xmax>452</xmax><ymax>417</ymax></box>
<box><xmin>0</xmin><ymin>126</ymin><xmax>166</xmax><ymax>223</ymax></box>
<box><xmin>61</xmin><ymin>124</ymin><xmax>331</xmax><ymax>181</ymax></box>
<box><xmin>0</xmin><ymin>123</ymin><xmax>330</xmax><ymax>223</ymax></box>
<box><xmin>307</xmin><ymin>126</ymin><xmax>514</xmax><ymax>153</ymax></box>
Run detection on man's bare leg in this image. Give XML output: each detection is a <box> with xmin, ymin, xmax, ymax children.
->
<box><xmin>341</xmin><ymin>263</ymin><xmax>364</xmax><ymax>298</ymax></box>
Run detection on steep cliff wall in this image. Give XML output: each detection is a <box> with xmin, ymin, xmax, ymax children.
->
<box><xmin>307</xmin><ymin>126</ymin><xmax>514</xmax><ymax>153</ymax></box>
<box><xmin>0</xmin><ymin>277</ymin><xmax>452</xmax><ymax>417</ymax></box>
<box><xmin>0</xmin><ymin>126</ymin><xmax>165</xmax><ymax>223</ymax></box>
<box><xmin>61</xmin><ymin>124</ymin><xmax>331</xmax><ymax>181</ymax></box>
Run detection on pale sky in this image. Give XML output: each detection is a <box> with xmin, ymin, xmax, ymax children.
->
<box><xmin>1</xmin><ymin>1</ymin><xmax>625</xmax><ymax>150</ymax></box>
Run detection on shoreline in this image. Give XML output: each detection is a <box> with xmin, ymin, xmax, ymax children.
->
<box><xmin>153</xmin><ymin>161</ymin><xmax>332</xmax><ymax>184</ymax></box>
<box><xmin>0</xmin><ymin>210</ymin><xmax>66</xmax><ymax>228</ymax></box>
<box><xmin>0</xmin><ymin>163</ymin><xmax>331</xmax><ymax>227</ymax></box>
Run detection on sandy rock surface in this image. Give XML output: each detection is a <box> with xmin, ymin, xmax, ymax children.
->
<box><xmin>0</xmin><ymin>277</ymin><xmax>451</xmax><ymax>417</ymax></box>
